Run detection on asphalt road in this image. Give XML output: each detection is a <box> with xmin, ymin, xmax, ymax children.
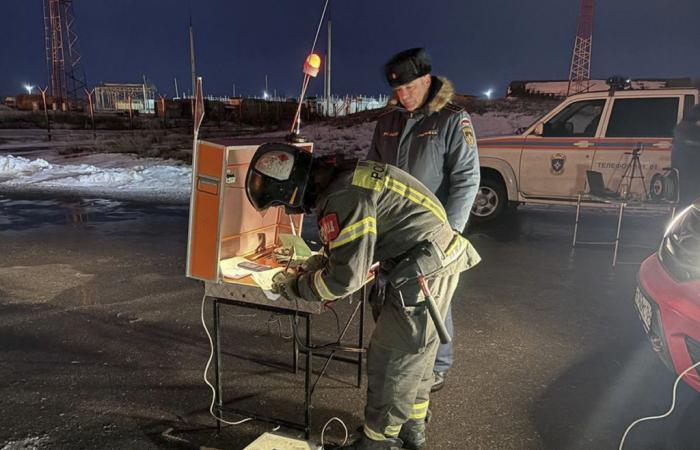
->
<box><xmin>1</xmin><ymin>195</ymin><xmax>699</xmax><ymax>450</ymax></box>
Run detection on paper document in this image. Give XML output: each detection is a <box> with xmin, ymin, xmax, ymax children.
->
<box><xmin>279</xmin><ymin>234</ymin><xmax>313</xmax><ymax>259</ymax></box>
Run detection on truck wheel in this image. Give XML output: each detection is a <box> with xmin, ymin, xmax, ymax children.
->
<box><xmin>471</xmin><ymin>177</ymin><xmax>508</xmax><ymax>223</ymax></box>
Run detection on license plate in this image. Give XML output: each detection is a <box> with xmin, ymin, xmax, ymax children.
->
<box><xmin>635</xmin><ymin>288</ymin><xmax>652</xmax><ymax>333</ymax></box>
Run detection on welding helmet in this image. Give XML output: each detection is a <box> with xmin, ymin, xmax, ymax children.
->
<box><xmin>246</xmin><ymin>143</ymin><xmax>313</xmax><ymax>214</ymax></box>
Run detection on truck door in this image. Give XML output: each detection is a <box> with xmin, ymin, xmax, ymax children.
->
<box><xmin>520</xmin><ymin>99</ymin><xmax>604</xmax><ymax>198</ymax></box>
<box><xmin>592</xmin><ymin>97</ymin><xmax>679</xmax><ymax>199</ymax></box>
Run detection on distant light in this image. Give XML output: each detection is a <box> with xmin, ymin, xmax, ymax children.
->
<box><xmin>263</xmin><ymin>91</ymin><xmax>269</xmax><ymax>100</ymax></box>
<box><xmin>23</xmin><ymin>84</ymin><xmax>34</xmax><ymax>95</ymax></box>
<box><xmin>483</xmin><ymin>88</ymin><xmax>493</xmax><ymax>99</ymax></box>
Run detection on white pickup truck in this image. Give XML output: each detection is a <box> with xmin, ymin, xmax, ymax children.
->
<box><xmin>472</xmin><ymin>87</ymin><xmax>699</xmax><ymax>222</ymax></box>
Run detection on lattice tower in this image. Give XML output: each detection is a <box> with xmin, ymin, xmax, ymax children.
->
<box><xmin>567</xmin><ymin>0</ymin><xmax>594</xmax><ymax>96</ymax></box>
<box><xmin>43</xmin><ymin>0</ymin><xmax>87</xmax><ymax>101</ymax></box>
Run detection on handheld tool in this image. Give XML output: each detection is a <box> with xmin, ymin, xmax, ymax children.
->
<box><xmin>416</xmin><ymin>273</ymin><xmax>451</xmax><ymax>345</ymax></box>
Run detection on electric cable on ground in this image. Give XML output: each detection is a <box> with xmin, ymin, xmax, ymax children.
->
<box><xmin>320</xmin><ymin>416</ymin><xmax>349</xmax><ymax>449</ymax></box>
<box><xmin>200</xmin><ymin>293</ymin><xmax>252</xmax><ymax>426</ymax></box>
<box><xmin>618</xmin><ymin>359</ymin><xmax>700</xmax><ymax>450</ymax></box>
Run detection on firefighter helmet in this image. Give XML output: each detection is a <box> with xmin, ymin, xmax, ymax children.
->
<box><xmin>246</xmin><ymin>142</ymin><xmax>313</xmax><ymax>214</ymax></box>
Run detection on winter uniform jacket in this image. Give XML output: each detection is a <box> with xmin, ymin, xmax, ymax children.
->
<box><xmin>297</xmin><ymin>160</ymin><xmax>480</xmax><ymax>303</ymax></box>
<box><xmin>367</xmin><ymin>76</ymin><xmax>480</xmax><ymax>232</ymax></box>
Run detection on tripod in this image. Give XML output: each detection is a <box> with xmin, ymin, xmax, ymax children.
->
<box><xmin>616</xmin><ymin>147</ymin><xmax>649</xmax><ymax>201</ymax></box>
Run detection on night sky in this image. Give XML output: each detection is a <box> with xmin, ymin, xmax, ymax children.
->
<box><xmin>2</xmin><ymin>0</ymin><xmax>700</xmax><ymax>99</ymax></box>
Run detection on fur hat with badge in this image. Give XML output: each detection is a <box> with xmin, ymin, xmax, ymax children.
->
<box><xmin>384</xmin><ymin>48</ymin><xmax>432</xmax><ymax>88</ymax></box>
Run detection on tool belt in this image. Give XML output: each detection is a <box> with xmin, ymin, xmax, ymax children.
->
<box><xmin>369</xmin><ymin>233</ymin><xmax>458</xmax><ymax>320</ymax></box>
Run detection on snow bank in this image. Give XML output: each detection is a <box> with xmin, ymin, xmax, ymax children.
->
<box><xmin>0</xmin><ymin>155</ymin><xmax>191</xmax><ymax>203</ymax></box>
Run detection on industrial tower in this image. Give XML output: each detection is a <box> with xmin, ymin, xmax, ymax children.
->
<box><xmin>43</xmin><ymin>0</ymin><xmax>87</xmax><ymax>102</ymax></box>
<box><xmin>567</xmin><ymin>0</ymin><xmax>594</xmax><ymax>96</ymax></box>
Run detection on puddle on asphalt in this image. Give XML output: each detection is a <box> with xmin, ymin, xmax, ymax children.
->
<box><xmin>0</xmin><ymin>195</ymin><xmax>188</xmax><ymax>231</ymax></box>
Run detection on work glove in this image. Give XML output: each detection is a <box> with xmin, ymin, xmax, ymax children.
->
<box><xmin>271</xmin><ymin>271</ymin><xmax>303</xmax><ymax>302</ymax></box>
<box><xmin>300</xmin><ymin>254</ymin><xmax>328</xmax><ymax>273</ymax></box>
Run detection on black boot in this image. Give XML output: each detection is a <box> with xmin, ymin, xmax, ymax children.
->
<box><xmin>398</xmin><ymin>419</ymin><xmax>426</xmax><ymax>450</ymax></box>
<box><xmin>331</xmin><ymin>434</ymin><xmax>403</xmax><ymax>450</ymax></box>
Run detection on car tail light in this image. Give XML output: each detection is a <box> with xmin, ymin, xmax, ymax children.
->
<box><xmin>659</xmin><ymin>205</ymin><xmax>700</xmax><ymax>282</ymax></box>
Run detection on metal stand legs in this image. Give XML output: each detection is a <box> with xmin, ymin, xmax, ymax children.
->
<box><xmin>208</xmin><ymin>291</ymin><xmax>366</xmax><ymax>440</ymax></box>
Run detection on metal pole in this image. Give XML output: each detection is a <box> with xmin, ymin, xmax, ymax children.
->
<box><xmin>573</xmin><ymin>193</ymin><xmax>582</xmax><ymax>247</ymax></box>
<box><xmin>358</xmin><ymin>285</ymin><xmax>366</xmax><ymax>388</ymax></box>
<box><xmin>142</xmin><ymin>74</ymin><xmax>148</xmax><ymax>114</ymax></box>
<box><xmin>304</xmin><ymin>315</ymin><xmax>312</xmax><ymax>439</ymax></box>
<box><xmin>84</xmin><ymin>88</ymin><xmax>95</xmax><ymax>140</ymax></box>
<box><xmin>613</xmin><ymin>202</ymin><xmax>625</xmax><ymax>266</ymax></box>
<box><xmin>128</xmin><ymin>95</ymin><xmax>133</xmax><ymax>132</ymax></box>
<box><xmin>326</xmin><ymin>14</ymin><xmax>332</xmax><ymax>115</ymax></box>
<box><xmin>159</xmin><ymin>95</ymin><xmax>167</xmax><ymax>127</ymax></box>
<box><xmin>189</xmin><ymin>21</ymin><xmax>196</xmax><ymax>102</ymax></box>
<box><xmin>174</xmin><ymin>77</ymin><xmax>179</xmax><ymax>99</ymax></box>
<box><xmin>39</xmin><ymin>87</ymin><xmax>51</xmax><ymax>142</ymax></box>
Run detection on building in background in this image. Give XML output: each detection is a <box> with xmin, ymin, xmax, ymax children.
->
<box><xmin>95</xmin><ymin>83</ymin><xmax>156</xmax><ymax>113</ymax></box>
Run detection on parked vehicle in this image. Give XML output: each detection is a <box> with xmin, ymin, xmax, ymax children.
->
<box><xmin>473</xmin><ymin>86</ymin><xmax>699</xmax><ymax>222</ymax></box>
<box><xmin>635</xmin><ymin>199</ymin><xmax>700</xmax><ymax>391</ymax></box>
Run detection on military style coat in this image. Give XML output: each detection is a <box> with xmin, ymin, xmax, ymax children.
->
<box><xmin>367</xmin><ymin>77</ymin><xmax>481</xmax><ymax>232</ymax></box>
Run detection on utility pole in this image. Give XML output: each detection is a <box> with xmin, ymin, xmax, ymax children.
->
<box><xmin>567</xmin><ymin>0</ymin><xmax>594</xmax><ymax>96</ymax></box>
<box><xmin>325</xmin><ymin>4</ymin><xmax>332</xmax><ymax>115</ymax></box>
<box><xmin>142</xmin><ymin>74</ymin><xmax>148</xmax><ymax>113</ymax></box>
<box><xmin>84</xmin><ymin>87</ymin><xmax>96</xmax><ymax>139</ymax></box>
<box><xmin>189</xmin><ymin>18</ymin><xmax>196</xmax><ymax>100</ymax></box>
<box><xmin>232</xmin><ymin>83</ymin><xmax>236</xmax><ymax>98</ymax></box>
<box><xmin>38</xmin><ymin>86</ymin><xmax>51</xmax><ymax>141</ymax></box>
<box><xmin>265</xmin><ymin>74</ymin><xmax>269</xmax><ymax>98</ymax></box>
<box><xmin>174</xmin><ymin>78</ymin><xmax>179</xmax><ymax>99</ymax></box>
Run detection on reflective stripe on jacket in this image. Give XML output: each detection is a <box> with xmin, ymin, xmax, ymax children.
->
<box><xmin>297</xmin><ymin>161</ymin><xmax>480</xmax><ymax>302</ymax></box>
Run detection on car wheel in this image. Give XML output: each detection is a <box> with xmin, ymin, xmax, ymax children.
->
<box><xmin>471</xmin><ymin>177</ymin><xmax>508</xmax><ymax>223</ymax></box>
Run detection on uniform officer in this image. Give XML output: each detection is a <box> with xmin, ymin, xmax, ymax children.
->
<box><xmin>246</xmin><ymin>143</ymin><xmax>480</xmax><ymax>450</ymax></box>
<box><xmin>367</xmin><ymin>48</ymin><xmax>481</xmax><ymax>392</ymax></box>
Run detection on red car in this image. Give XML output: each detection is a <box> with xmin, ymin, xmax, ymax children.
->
<box><xmin>635</xmin><ymin>199</ymin><xmax>700</xmax><ymax>391</ymax></box>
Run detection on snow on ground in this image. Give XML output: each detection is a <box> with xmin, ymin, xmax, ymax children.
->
<box><xmin>0</xmin><ymin>110</ymin><xmax>540</xmax><ymax>204</ymax></box>
<box><xmin>0</xmin><ymin>155</ymin><xmax>191</xmax><ymax>203</ymax></box>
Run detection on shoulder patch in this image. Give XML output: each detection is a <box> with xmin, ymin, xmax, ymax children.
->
<box><xmin>461</xmin><ymin>119</ymin><xmax>477</xmax><ymax>148</ymax></box>
<box><xmin>444</xmin><ymin>102</ymin><xmax>464</xmax><ymax>114</ymax></box>
<box><xmin>318</xmin><ymin>213</ymin><xmax>340</xmax><ymax>245</ymax></box>
<box><xmin>352</xmin><ymin>161</ymin><xmax>387</xmax><ymax>192</ymax></box>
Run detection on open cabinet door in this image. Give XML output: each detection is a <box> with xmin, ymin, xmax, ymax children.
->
<box><xmin>187</xmin><ymin>140</ymin><xmax>225</xmax><ymax>281</ymax></box>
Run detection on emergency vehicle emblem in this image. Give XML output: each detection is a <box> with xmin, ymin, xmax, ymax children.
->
<box><xmin>319</xmin><ymin>213</ymin><xmax>340</xmax><ymax>245</ymax></box>
<box><xmin>461</xmin><ymin>119</ymin><xmax>476</xmax><ymax>148</ymax></box>
<box><xmin>550</xmin><ymin>153</ymin><xmax>567</xmax><ymax>175</ymax></box>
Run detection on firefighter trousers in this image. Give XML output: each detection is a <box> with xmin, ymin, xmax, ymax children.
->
<box><xmin>362</xmin><ymin>272</ymin><xmax>461</xmax><ymax>441</ymax></box>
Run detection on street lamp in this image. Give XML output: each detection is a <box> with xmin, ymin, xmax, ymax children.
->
<box><xmin>483</xmin><ymin>88</ymin><xmax>494</xmax><ymax>99</ymax></box>
<box><xmin>23</xmin><ymin>84</ymin><xmax>34</xmax><ymax>95</ymax></box>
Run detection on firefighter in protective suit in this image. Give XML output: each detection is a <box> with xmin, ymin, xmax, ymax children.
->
<box><xmin>246</xmin><ymin>143</ymin><xmax>480</xmax><ymax>450</ymax></box>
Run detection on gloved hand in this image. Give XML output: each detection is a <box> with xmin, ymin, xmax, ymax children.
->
<box><xmin>300</xmin><ymin>254</ymin><xmax>328</xmax><ymax>273</ymax></box>
<box><xmin>271</xmin><ymin>271</ymin><xmax>303</xmax><ymax>301</ymax></box>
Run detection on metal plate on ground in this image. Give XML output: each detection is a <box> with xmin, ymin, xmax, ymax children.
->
<box><xmin>243</xmin><ymin>432</ymin><xmax>319</xmax><ymax>450</ymax></box>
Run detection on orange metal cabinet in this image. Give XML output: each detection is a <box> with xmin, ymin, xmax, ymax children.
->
<box><xmin>186</xmin><ymin>137</ymin><xmax>312</xmax><ymax>282</ymax></box>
